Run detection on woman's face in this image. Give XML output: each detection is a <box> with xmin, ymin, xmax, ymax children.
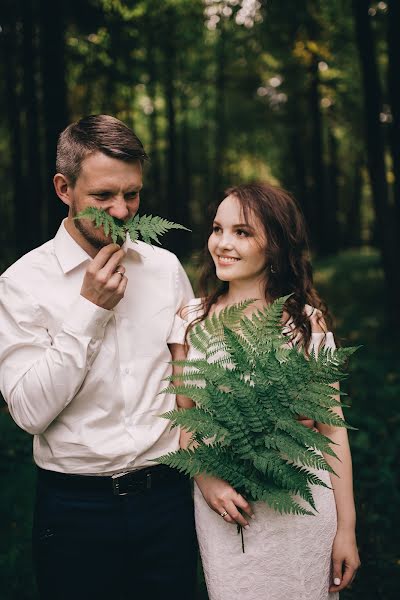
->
<box><xmin>208</xmin><ymin>194</ymin><xmax>267</xmax><ymax>285</ymax></box>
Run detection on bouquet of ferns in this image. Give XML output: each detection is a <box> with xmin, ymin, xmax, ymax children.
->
<box><xmin>157</xmin><ymin>296</ymin><xmax>357</xmax><ymax>516</ymax></box>
<box><xmin>74</xmin><ymin>207</ymin><xmax>190</xmax><ymax>245</ymax></box>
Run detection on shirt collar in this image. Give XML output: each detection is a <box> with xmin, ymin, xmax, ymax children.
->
<box><xmin>54</xmin><ymin>220</ymin><xmax>146</xmax><ymax>274</ymax></box>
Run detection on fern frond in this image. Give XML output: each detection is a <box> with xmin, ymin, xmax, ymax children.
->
<box><xmin>156</xmin><ymin>295</ymin><xmax>358</xmax><ymax>516</ymax></box>
<box><xmin>74</xmin><ymin>207</ymin><xmax>190</xmax><ymax>246</ymax></box>
<box><xmin>126</xmin><ymin>214</ymin><xmax>190</xmax><ymax>245</ymax></box>
<box><xmin>160</xmin><ymin>408</ymin><xmax>231</xmax><ymax>444</ymax></box>
<box><xmin>74</xmin><ymin>208</ymin><xmax>124</xmax><ymax>243</ymax></box>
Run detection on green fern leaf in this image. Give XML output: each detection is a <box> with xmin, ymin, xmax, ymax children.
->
<box><xmin>74</xmin><ymin>207</ymin><xmax>125</xmax><ymax>243</ymax></box>
<box><xmin>155</xmin><ymin>296</ymin><xmax>358</xmax><ymax>515</ymax></box>
<box><xmin>74</xmin><ymin>207</ymin><xmax>190</xmax><ymax>246</ymax></box>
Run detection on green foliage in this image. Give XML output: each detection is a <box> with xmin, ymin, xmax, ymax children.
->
<box><xmin>157</xmin><ymin>295</ymin><xmax>357</xmax><ymax>516</ymax></box>
<box><xmin>74</xmin><ymin>207</ymin><xmax>190</xmax><ymax>244</ymax></box>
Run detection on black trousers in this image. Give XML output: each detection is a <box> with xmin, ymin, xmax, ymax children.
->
<box><xmin>32</xmin><ymin>467</ymin><xmax>198</xmax><ymax>600</ymax></box>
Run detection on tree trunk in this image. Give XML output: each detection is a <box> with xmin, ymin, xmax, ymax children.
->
<box><xmin>145</xmin><ymin>12</ymin><xmax>162</xmax><ymax>214</ymax></box>
<box><xmin>281</xmin><ymin>54</ymin><xmax>312</xmax><ymax>241</ymax></box>
<box><xmin>22</xmin><ymin>0</ymin><xmax>43</xmax><ymax>251</ymax></box>
<box><xmin>308</xmin><ymin>56</ymin><xmax>326</xmax><ymax>255</ymax></box>
<box><xmin>387</xmin><ymin>0</ymin><xmax>400</xmax><ymax>231</ymax></box>
<box><xmin>162</xmin><ymin>8</ymin><xmax>182</xmax><ymax>255</ymax></box>
<box><xmin>286</xmin><ymin>97</ymin><xmax>310</xmax><ymax>227</ymax></box>
<box><xmin>212</xmin><ymin>24</ymin><xmax>226</xmax><ymax>202</ymax></box>
<box><xmin>343</xmin><ymin>158</ymin><xmax>363</xmax><ymax>249</ymax></box>
<box><xmin>325</xmin><ymin>125</ymin><xmax>339</xmax><ymax>254</ymax></box>
<box><xmin>2</xmin><ymin>2</ymin><xmax>24</xmax><ymax>258</ymax></box>
<box><xmin>353</xmin><ymin>0</ymin><xmax>399</xmax><ymax>328</ymax></box>
<box><xmin>177</xmin><ymin>90</ymin><xmax>192</xmax><ymax>255</ymax></box>
<box><xmin>40</xmin><ymin>0</ymin><xmax>69</xmax><ymax>238</ymax></box>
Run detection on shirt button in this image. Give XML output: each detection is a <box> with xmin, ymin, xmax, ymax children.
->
<box><xmin>124</xmin><ymin>367</ymin><xmax>130</xmax><ymax>375</ymax></box>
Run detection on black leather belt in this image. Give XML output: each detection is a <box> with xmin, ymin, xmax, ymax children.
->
<box><xmin>37</xmin><ymin>464</ymin><xmax>185</xmax><ymax>496</ymax></box>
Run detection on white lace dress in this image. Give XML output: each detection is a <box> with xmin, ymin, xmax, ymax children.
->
<box><xmin>184</xmin><ymin>299</ymin><xmax>339</xmax><ymax>600</ymax></box>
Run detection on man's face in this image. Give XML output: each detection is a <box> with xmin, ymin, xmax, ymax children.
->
<box><xmin>69</xmin><ymin>152</ymin><xmax>143</xmax><ymax>250</ymax></box>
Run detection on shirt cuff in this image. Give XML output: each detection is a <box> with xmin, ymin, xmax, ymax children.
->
<box><xmin>167</xmin><ymin>315</ymin><xmax>187</xmax><ymax>345</ymax></box>
<box><xmin>63</xmin><ymin>296</ymin><xmax>113</xmax><ymax>339</ymax></box>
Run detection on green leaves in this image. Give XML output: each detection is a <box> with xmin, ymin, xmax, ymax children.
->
<box><xmin>156</xmin><ymin>296</ymin><xmax>358</xmax><ymax>516</ymax></box>
<box><xmin>74</xmin><ymin>207</ymin><xmax>190</xmax><ymax>245</ymax></box>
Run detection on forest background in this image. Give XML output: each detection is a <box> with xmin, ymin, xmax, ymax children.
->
<box><xmin>0</xmin><ymin>0</ymin><xmax>399</xmax><ymax>598</ymax></box>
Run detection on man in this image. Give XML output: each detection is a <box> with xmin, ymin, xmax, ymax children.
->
<box><xmin>0</xmin><ymin>115</ymin><xmax>197</xmax><ymax>600</ymax></box>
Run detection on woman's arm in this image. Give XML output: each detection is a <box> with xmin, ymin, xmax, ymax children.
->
<box><xmin>318</xmin><ymin>396</ymin><xmax>361</xmax><ymax>592</ymax></box>
<box><xmin>168</xmin><ymin>342</ymin><xmax>254</xmax><ymax>528</ymax></box>
<box><xmin>311</xmin><ymin>319</ymin><xmax>361</xmax><ymax>592</ymax></box>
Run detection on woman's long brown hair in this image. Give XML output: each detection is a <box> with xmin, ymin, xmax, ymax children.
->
<box><xmin>186</xmin><ymin>182</ymin><xmax>332</xmax><ymax>348</ymax></box>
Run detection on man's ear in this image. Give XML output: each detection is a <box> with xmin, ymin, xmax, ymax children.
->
<box><xmin>53</xmin><ymin>173</ymin><xmax>72</xmax><ymax>207</ymax></box>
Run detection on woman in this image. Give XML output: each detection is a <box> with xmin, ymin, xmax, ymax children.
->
<box><xmin>173</xmin><ymin>183</ymin><xmax>360</xmax><ymax>600</ymax></box>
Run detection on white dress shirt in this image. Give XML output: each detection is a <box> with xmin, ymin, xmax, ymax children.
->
<box><xmin>0</xmin><ymin>221</ymin><xmax>193</xmax><ymax>474</ymax></box>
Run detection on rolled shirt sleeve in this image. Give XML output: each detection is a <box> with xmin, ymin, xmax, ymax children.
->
<box><xmin>0</xmin><ymin>277</ymin><xmax>113</xmax><ymax>434</ymax></box>
<box><xmin>166</xmin><ymin>258</ymin><xmax>194</xmax><ymax>345</ymax></box>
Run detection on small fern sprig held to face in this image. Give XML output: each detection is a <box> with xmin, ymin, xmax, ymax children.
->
<box><xmin>156</xmin><ymin>296</ymin><xmax>359</xmax><ymax>517</ymax></box>
<box><xmin>74</xmin><ymin>207</ymin><xmax>190</xmax><ymax>245</ymax></box>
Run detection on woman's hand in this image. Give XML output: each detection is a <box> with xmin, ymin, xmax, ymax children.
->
<box><xmin>296</xmin><ymin>416</ymin><xmax>316</xmax><ymax>429</ymax></box>
<box><xmin>195</xmin><ymin>473</ymin><xmax>253</xmax><ymax>528</ymax></box>
<box><xmin>329</xmin><ymin>529</ymin><xmax>361</xmax><ymax>592</ymax></box>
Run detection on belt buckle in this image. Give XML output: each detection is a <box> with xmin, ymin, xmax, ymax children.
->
<box><xmin>111</xmin><ymin>471</ymin><xmax>130</xmax><ymax>496</ymax></box>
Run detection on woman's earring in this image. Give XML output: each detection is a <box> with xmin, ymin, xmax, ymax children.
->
<box><xmin>270</xmin><ymin>265</ymin><xmax>277</xmax><ymax>274</ymax></box>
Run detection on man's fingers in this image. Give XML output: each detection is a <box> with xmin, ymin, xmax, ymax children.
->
<box><xmin>116</xmin><ymin>274</ymin><xmax>128</xmax><ymax>296</ymax></box>
<box><xmin>106</xmin><ymin>271</ymin><xmax>125</xmax><ymax>290</ymax></box>
<box><xmin>90</xmin><ymin>244</ymin><xmax>122</xmax><ymax>270</ymax></box>
<box><xmin>99</xmin><ymin>249</ymin><xmax>126</xmax><ymax>279</ymax></box>
<box><xmin>115</xmin><ymin>265</ymin><xmax>126</xmax><ymax>276</ymax></box>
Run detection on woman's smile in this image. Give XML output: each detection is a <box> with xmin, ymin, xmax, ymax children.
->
<box><xmin>217</xmin><ymin>255</ymin><xmax>241</xmax><ymax>266</ymax></box>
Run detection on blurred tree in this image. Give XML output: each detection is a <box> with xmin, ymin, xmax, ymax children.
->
<box><xmin>162</xmin><ymin>6</ymin><xmax>178</xmax><ymax>225</ymax></box>
<box><xmin>387</xmin><ymin>0</ymin><xmax>400</xmax><ymax>231</ymax></box>
<box><xmin>22</xmin><ymin>0</ymin><xmax>43</xmax><ymax>251</ymax></box>
<box><xmin>353</xmin><ymin>0</ymin><xmax>399</xmax><ymax>327</ymax></box>
<box><xmin>144</xmin><ymin>5</ymin><xmax>163</xmax><ymax>213</ymax></box>
<box><xmin>40</xmin><ymin>0</ymin><xmax>69</xmax><ymax>238</ymax></box>
<box><xmin>1</xmin><ymin>1</ymin><xmax>24</xmax><ymax>254</ymax></box>
<box><xmin>212</xmin><ymin>21</ymin><xmax>227</xmax><ymax>202</ymax></box>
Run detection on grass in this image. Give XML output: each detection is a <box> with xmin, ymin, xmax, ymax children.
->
<box><xmin>1</xmin><ymin>248</ymin><xmax>399</xmax><ymax>599</ymax></box>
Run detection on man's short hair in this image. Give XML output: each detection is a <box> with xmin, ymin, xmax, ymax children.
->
<box><xmin>56</xmin><ymin>114</ymin><xmax>149</xmax><ymax>185</ymax></box>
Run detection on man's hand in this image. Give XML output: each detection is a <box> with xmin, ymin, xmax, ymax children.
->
<box><xmin>81</xmin><ymin>244</ymin><xmax>127</xmax><ymax>310</ymax></box>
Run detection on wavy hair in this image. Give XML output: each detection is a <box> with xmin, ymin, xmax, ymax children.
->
<box><xmin>186</xmin><ymin>182</ymin><xmax>332</xmax><ymax>349</ymax></box>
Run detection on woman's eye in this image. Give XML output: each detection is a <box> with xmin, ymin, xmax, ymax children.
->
<box><xmin>212</xmin><ymin>225</ymin><xmax>221</xmax><ymax>233</ymax></box>
<box><xmin>236</xmin><ymin>229</ymin><xmax>250</xmax><ymax>237</ymax></box>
